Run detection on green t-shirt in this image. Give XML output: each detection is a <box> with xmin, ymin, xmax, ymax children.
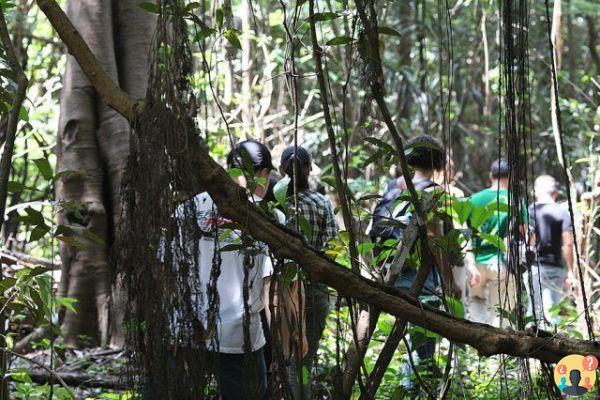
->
<box><xmin>469</xmin><ymin>188</ymin><xmax>510</xmax><ymax>264</ymax></box>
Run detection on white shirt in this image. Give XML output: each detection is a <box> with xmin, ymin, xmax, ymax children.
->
<box><xmin>192</xmin><ymin>192</ymin><xmax>274</xmax><ymax>354</ymax></box>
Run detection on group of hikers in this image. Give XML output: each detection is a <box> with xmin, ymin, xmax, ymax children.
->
<box><xmin>166</xmin><ymin>135</ymin><xmax>577</xmax><ymax>399</ymax></box>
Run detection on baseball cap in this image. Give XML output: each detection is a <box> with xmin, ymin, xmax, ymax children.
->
<box><xmin>280</xmin><ymin>146</ymin><xmax>312</xmax><ymax>170</ymax></box>
<box><xmin>227</xmin><ymin>140</ymin><xmax>275</xmax><ymax>172</ymax></box>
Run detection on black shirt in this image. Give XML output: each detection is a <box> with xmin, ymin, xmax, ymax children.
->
<box><xmin>529</xmin><ymin>202</ymin><xmax>572</xmax><ymax>267</ymax></box>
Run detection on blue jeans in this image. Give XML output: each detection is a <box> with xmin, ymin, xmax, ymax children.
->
<box><xmin>217</xmin><ymin>347</ymin><xmax>268</xmax><ymax>400</ymax></box>
<box><xmin>400</xmin><ymin>314</ymin><xmax>439</xmax><ymax>394</ymax></box>
<box><xmin>525</xmin><ymin>264</ymin><xmax>566</xmax><ymax>327</ymax></box>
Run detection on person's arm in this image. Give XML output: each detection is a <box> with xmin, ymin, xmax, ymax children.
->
<box><xmin>562</xmin><ymin>231</ymin><xmax>575</xmax><ymax>284</ymax></box>
<box><xmin>263</xmin><ymin>277</ymin><xmax>271</xmax><ymax>326</ymax></box>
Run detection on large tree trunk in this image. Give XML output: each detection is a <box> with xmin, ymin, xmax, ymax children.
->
<box><xmin>56</xmin><ymin>0</ymin><xmax>153</xmax><ymax>348</ymax></box>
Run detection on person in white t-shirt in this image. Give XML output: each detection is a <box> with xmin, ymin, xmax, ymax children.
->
<box><xmin>193</xmin><ymin>140</ymin><xmax>277</xmax><ymax>400</ymax></box>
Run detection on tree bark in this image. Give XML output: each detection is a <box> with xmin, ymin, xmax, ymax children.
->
<box><xmin>36</xmin><ymin>0</ymin><xmax>600</xmax><ymax>370</ymax></box>
<box><xmin>50</xmin><ymin>0</ymin><xmax>152</xmax><ymax>347</ymax></box>
<box><xmin>0</xmin><ymin>5</ymin><xmax>29</xmax><ymax>397</ymax></box>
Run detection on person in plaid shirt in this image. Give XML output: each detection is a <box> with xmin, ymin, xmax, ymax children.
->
<box><xmin>278</xmin><ymin>145</ymin><xmax>338</xmax><ymax>400</ymax></box>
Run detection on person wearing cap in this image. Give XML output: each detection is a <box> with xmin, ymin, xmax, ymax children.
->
<box><xmin>467</xmin><ymin>158</ymin><xmax>525</xmax><ymax>327</ymax></box>
<box><xmin>527</xmin><ymin>175</ymin><xmax>574</xmax><ymax>327</ymax></box>
<box><xmin>276</xmin><ymin>145</ymin><xmax>337</xmax><ymax>400</ymax></box>
<box><xmin>192</xmin><ymin>140</ymin><xmax>276</xmax><ymax>400</ymax></box>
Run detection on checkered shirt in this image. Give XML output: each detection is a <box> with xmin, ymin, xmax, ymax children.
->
<box><xmin>286</xmin><ymin>191</ymin><xmax>338</xmax><ymax>251</ymax></box>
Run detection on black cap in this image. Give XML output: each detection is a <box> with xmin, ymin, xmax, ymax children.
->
<box><xmin>280</xmin><ymin>146</ymin><xmax>312</xmax><ymax>170</ymax></box>
<box><xmin>227</xmin><ymin>140</ymin><xmax>274</xmax><ymax>172</ymax></box>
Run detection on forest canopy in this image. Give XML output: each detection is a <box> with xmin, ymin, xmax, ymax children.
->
<box><xmin>0</xmin><ymin>0</ymin><xmax>599</xmax><ymax>399</ymax></box>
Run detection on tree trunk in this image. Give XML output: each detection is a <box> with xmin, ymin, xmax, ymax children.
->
<box><xmin>56</xmin><ymin>0</ymin><xmax>153</xmax><ymax>348</ymax></box>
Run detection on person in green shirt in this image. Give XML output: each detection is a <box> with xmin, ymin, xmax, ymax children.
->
<box><xmin>467</xmin><ymin>158</ymin><xmax>518</xmax><ymax>327</ymax></box>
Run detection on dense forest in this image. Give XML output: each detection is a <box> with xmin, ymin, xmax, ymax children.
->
<box><xmin>0</xmin><ymin>0</ymin><xmax>599</xmax><ymax>398</ymax></box>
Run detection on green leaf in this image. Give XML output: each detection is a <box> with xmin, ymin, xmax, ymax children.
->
<box><xmin>24</xmin><ymin>206</ymin><xmax>46</xmax><ymax>226</ymax></box>
<box><xmin>282</xmin><ymin>262</ymin><xmax>299</xmax><ymax>283</ymax></box>
<box><xmin>376</xmin><ymin>318</ymin><xmax>393</xmax><ymax>335</ymax></box>
<box><xmin>309</xmin><ymin>12</ymin><xmax>339</xmax><ymax>22</ymax></box>
<box><xmin>219</xmin><ymin>243</ymin><xmax>247</xmax><ymax>252</ymax></box>
<box><xmin>224</xmin><ymin>29</ymin><xmax>242</xmax><ymax>50</ymax></box>
<box><xmin>452</xmin><ymin>200</ymin><xmax>472</xmax><ymax>225</ymax></box>
<box><xmin>196</xmin><ymin>27</ymin><xmax>216</xmax><ymax>41</ymax></box>
<box><xmin>7</xmin><ymin>181</ymin><xmax>25</xmax><ymax>193</ymax></box>
<box><xmin>6</xmin><ymin>369</ymin><xmax>32</xmax><ymax>383</ymax></box>
<box><xmin>358</xmin><ymin>242</ymin><xmax>375</xmax><ymax>255</ymax></box>
<box><xmin>29</xmin><ymin>225</ymin><xmax>49</xmax><ymax>242</ymax></box>
<box><xmin>216</xmin><ymin>8</ymin><xmax>224</xmax><ymax>30</ymax></box>
<box><xmin>321</xmin><ymin>175</ymin><xmax>337</xmax><ymax>189</ymax></box>
<box><xmin>18</xmin><ymin>105</ymin><xmax>28</xmax><ymax>121</ymax></box>
<box><xmin>364</xmin><ymin>137</ymin><xmax>395</xmax><ymax>154</ymax></box>
<box><xmin>339</xmin><ymin>230</ymin><xmax>350</xmax><ymax>245</ymax></box>
<box><xmin>56</xmin><ymin>297</ymin><xmax>78</xmax><ymax>314</ymax></box>
<box><xmin>298</xmin><ymin>214</ymin><xmax>313</xmax><ymax>242</ymax></box>
<box><xmin>325</xmin><ymin>36</ymin><xmax>354</xmax><ymax>46</ymax></box>
<box><xmin>378</xmin><ymin>26</ymin><xmax>402</xmax><ymax>37</ymax></box>
<box><xmin>185</xmin><ymin>1</ymin><xmax>200</xmax><ymax>12</ymax></box>
<box><xmin>301</xmin><ymin>366</ymin><xmax>310</xmax><ymax>385</ymax></box>
<box><xmin>0</xmin><ymin>2</ymin><xmax>16</xmax><ymax>10</ymax></box>
<box><xmin>468</xmin><ymin>204</ymin><xmax>494</xmax><ymax>229</ymax></box>
<box><xmin>0</xmin><ymin>278</ymin><xmax>17</xmax><ymax>293</ymax></box>
<box><xmin>228</xmin><ymin>167</ymin><xmax>243</xmax><ymax>179</ymax></box>
<box><xmin>34</xmin><ymin>158</ymin><xmax>53</xmax><ymax>180</ymax></box>
<box><xmin>486</xmin><ymin>201</ymin><xmax>509</xmax><ymax>213</ymax></box>
<box><xmin>57</xmin><ymin>235</ymin><xmax>85</xmax><ymax>249</ymax></box>
<box><xmin>56</xmin><ymin>224</ymin><xmax>105</xmax><ymax>245</ymax></box>
<box><xmin>274</xmin><ymin>176</ymin><xmax>290</xmax><ymax>209</ymax></box>
<box><xmin>444</xmin><ymin>295</ymin><xmax>465</xmax><ymax>318</ymax></box>
<box><xmin>138</xmin><ymin>2</ymin><xmax>159</xmax><ymax>13</ymax></box>
<box><xmin>479</xmin><ymin>233</ymin><xmax>506</xmax><ymax>252</ymax></box>
<box><xmin>358</xmin><ymin>194</ymin><xmax>381</xmax><ymax>202</ymax></box>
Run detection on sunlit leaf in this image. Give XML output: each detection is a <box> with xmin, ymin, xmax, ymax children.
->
<box><xmin>326</xmin><ymin>36</ymin><xmax>354</xmax><ymax>46</ymax></box>
<box><xmin>378</xmin><ymin>26</ymin><xmax>402</xmax><ymax>37</ymax></box>
<box><xmin>309</xmin><ymin>12</ymin><xmax>339</xmax><ymax>22</ymax></box>
<box><xmin>138</xmin><ymin>2</ymin><xmax>159</xmax><ymax>13</ymax></box>
<box><xmin>34</xmin><ymin>158</ymin><xmax>53</xmax><ymax>180</ymax></box>
<box><xmin>224</xmin><ymin>29</ymin><xmax>242</xmax><ymax>50</ymax></box>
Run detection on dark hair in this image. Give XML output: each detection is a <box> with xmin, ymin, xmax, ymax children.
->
<box><xmin>404</xmin><ymin>135</ymin><xmax>445</xmax><ymax>171</ymax></box>
<box><xmin>226</xmin><ymin>140</ymin><xmax>274</xmax><ymax>173</ymax></box>
<box><xmin>280</xmin><ymin>146</ymin><xmax>311</xmax><ymax>195</ymax></box>
<box><xmin>490</xmin><ymin>157</ymin><xmax>510</xmax><ymax>179</ymax></box>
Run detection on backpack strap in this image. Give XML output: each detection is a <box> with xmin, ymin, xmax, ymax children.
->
<box><xmin>391</xmin><ymin>179</ymin><xmax>437</xmax><ymax>218</ymax></box>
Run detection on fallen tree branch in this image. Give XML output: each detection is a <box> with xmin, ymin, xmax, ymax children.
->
<box><xmin>35</xmin><ymin>0</ymin><xmax>600</xmax><ymax>371</ymax></box>
<box><xmin>0</xmin><ymin>250</ymin><xmax>60</xmax><ymax>269</ymax></box>
<box><xmin>27</xmin><ymin>370</ymin><xmax>128</xmax><ymax>390</ymax></box>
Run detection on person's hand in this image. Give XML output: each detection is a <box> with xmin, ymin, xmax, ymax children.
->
<box><xmin>467</xmin><ymin>265</ymin><xmax>481</xmax><ymax>288</ymax></box>
<box><xmin>564</xmin><ymin>271</ymin><xmax>575</xmax><ymax>290</ymax></box>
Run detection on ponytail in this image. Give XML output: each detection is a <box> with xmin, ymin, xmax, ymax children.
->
<box><xmin>282</xmin><ymin>156</ymin><xmax>310</xmax><ymax>196</ymax></box>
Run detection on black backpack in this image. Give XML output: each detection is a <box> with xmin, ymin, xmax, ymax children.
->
<box><xmin>368</xmin><ymin>179</ymin><xmax>436</xmax><ymax>245</ymax></box>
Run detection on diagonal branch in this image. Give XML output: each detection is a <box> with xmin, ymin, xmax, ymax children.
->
<box><xmin>0</xmin><ymin>6</ymin><xmax>30</xmax><ymax>397</ymax></box>
<box><xmin>35</xmin><ymin>0</ymin><xmax>600</xmax><ymax>374</ymax></box>
<box><xmin>35</xmin><ymin>0</ymin><xmax>139</xmax><ymax>121</ymax></box>
<box><xmin>0</xmin><ymin>5</ymin><xmax>29</xmax><ymax>234</ymax></box>
<box><xmin>307</xmin><ymin>0</ymin><xmax>360</xmax><ymax>274</ymax></box>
